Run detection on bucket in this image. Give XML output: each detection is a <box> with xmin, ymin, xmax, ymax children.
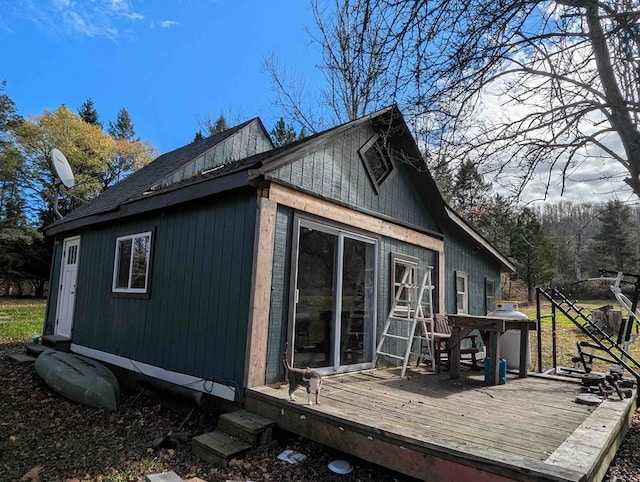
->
<box><xmin>484</xmin><ymin>357</ymin><xmax>507</xmax><ymax>385</ymax></box>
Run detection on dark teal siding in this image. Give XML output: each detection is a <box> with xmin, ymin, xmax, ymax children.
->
<box><xmin>265</xmin><ymin>206</ymin><xmax>293</xmax><ymax>384</ymax></box>
<box><xmin>269</xmin><ymin>125</ymin><xmax>439</xmax><ymax>233</ymax></box>
<box><xmin>378</xmin><ymin>239</ymin><xmax>438</xmax><ymax>320</ymax></box>
<box><xmin>69</xmin><ymin>189</ymin><xmax>257</xmax><ymax>397</ymax></box>
<box><xmin>443</xmin><ymin>226</ymin><xmax>501</xmax><ymax>315</ymax></box>
<box><xmin>263</xmin><ymin>207</ymin><xmax>439</xmax><ymax>382</ymax></box>
<box><xmin>375</xmin><ymin>238</ymin><xmax>439</xmax><ymax>368</ymax></box>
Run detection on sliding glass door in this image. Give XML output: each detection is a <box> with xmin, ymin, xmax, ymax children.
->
<box><xmin>292</xmin><ymin>218</ymin><xmax>377</xmax><ymax>372</ymax></box>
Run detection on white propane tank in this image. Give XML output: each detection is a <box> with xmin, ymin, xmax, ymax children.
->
<box><xmin>489</xmin><ymin>301</ymin><xmax>531</xmax><ymax>370</ymax></box>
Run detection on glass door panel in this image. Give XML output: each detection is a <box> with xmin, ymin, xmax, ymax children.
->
<box><xmin>292</xmin><ymin>219</ymin><xmax>377</xmax><ymax>372</ymax></box>
<box><xmin>294</xmin><ymin>226</ymin><xmax>336</xmax><ymax>369</ymax></box>
<box><xmin>339</xmin><ymin>236</ymin><xmax>375</xmax><ymax>366</ymax></box>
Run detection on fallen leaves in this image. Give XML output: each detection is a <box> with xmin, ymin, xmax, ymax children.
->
<box><xmin>3</xmin><ymin>340</ymin><xmax>637</xmax><ymax>481</ymax></box>
<box><xmin>21</xmin><ymin>465</ymin><xmax>42</xmax><ymax>481</ymax></box>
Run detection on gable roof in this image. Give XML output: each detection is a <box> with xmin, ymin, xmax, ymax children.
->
<box><xmin>46</xmin><ymin>118</ymin><xmax>271</xmax><ymax>235</ymax></box>
<box><xmin>45</xmin><ymin>106</ymin><xmax>514</xmax><ymax>272</ymax></box>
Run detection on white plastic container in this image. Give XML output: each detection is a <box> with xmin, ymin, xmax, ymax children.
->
<box><xmin>489</xmin><ymin>301</ymin><xmax>531</xmax><ymax>370</ymax></box>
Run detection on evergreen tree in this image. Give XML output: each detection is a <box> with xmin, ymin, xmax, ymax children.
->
<box><xmin>78</xmin><ymin>98</ymin><xmax>102</xmax><ymax>128</ymax></box>
<box><xmin>451</xmin><ymin>159</ymin><xmax>492</xmax><ymax>227</ymax></box>
<box><xmin>108</xmin><ymin>108</ymin><xmax>135</xmax><ymax>139</ymax></box>
<box><xmin>193</xmin><ymin>131</ymin><xmax>204</xmax><ymax>142</ymax></box>
<box><xmin>0</xmin><ymin>80</ymin><xmax>21</xmax><ymax>182</ymax></box>
<box><xmin>590</xmin><ymin>201</ymin><xmax>639</xmax><ymax>272</ymax></box>
<box><xmin>103</xmin><ymin>107</ymin><xmax>151</xmax><ymax>189</ymax></box>
<box><xmin>0</xmin><ymin>80</ymin><xmax>19</xmax><ymax>134</ymax></box>
<box><xmin>207</xmin><ymin>114</ymin><xmax>228</xmax><ymax>135</ymax></box>
<box><xmin>476</xmin><ymin>194</ymin><xmax>516</xmax><ymax>255</ymax></box>
<box><xmin>510</xmin><ymin>208</ymin><xmax>557</xmax><ymax>302</ymax></box>
<box><xmin>270</xmin><ymin>117</ymin><xmax>298</xmax><ymax>147</ymax></box>
<box><xmin>425</xmin><ymin>152</ymin><xmax>455</xmax><ymax>205</ymax></box>
<box><xmin>0</xmin><ymin>81</ymin><xmax>24</xmax><ymax>227</ymax></box>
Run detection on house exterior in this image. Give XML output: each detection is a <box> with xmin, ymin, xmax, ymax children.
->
<box><xmin>44</xmin><ymin>106</ymin><xmax>514</xmax><ymax>403</ymax></box>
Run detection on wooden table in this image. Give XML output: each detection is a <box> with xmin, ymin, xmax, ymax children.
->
<box><xmin>447</xmin><ymin>314</ymin><xmax>537</xmax><ymax>385</ymax></box>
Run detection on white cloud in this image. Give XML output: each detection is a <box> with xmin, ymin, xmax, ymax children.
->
<box><xmin>21</xmin><ymin>0</ymin><xmax>144</xmax><ymax>39</ymax></box>
<box><xmin>450</xmin><ymin>50</ymin><xmax>634</xmax><ymax>205</ymax></box>
<box><xmin>0</xmin><ymin>15</ymin><xmax>12</xmax><ymax>34</ymax></box>
<box><xmin>150</xmin><ymin>20</ymin><xmax>179</xmax><ymax>29</ymax></box>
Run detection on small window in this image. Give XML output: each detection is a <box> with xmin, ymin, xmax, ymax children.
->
<box><xmin>113</xmin><ymin>232</ymin><xmax>152</xmax><ymax>293</ymax></box>
<box><xmin>485</xmin><ymin>279</ymin><xmax>495</xmax><ymax>314</ymax></box>
<box><xmin>391</xmin><ymin>253</ymin><xmax>420</xmax><ymax>306</ymax></box>
<box><xmin>359</xmin><ymin>134</ymin><xmax>394</xmax><ymax>193</ymax></box>
<box><xmin>455</xmin><ymin>271</ymin><xmax>469</xmax><ymax>314</ymax></box>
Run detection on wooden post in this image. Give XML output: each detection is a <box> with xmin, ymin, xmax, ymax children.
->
<box><xmin>487</xmin><ymin>331</ymin><xmax>499</xmax><ymax>385</ymax></box>
<box><xmin>244</xmin><ymin>196</ymin><xmax>277</xmax><ymax>388</ymax></box>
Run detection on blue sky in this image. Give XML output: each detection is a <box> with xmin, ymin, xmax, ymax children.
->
<box><xmin>1</xmin><ymin>0</ymin><xmax>320</xmax><ymax>154</ymax></box>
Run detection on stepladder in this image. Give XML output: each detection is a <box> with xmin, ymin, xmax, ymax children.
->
<box><xmin>375</xmin><ymin>262</ymin><xmax>435</xmax><ymax>377</ymax></box>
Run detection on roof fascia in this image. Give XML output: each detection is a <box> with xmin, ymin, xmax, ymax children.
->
<box><xmin>248</xmin><ymin>107</ymin><xmax>396</xmax><ymax>179</ymax></box>
<box><xmin>445</xmin><ymin>206</ymin><xmax>516</xmax><ymax>272</ymax></box>
<box><xmin>46</xmin><ymin>170</ymin><xmax>252</xmax><ymax>236</ymax></box>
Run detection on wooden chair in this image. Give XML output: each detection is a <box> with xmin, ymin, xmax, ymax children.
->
<box><xmin>431</xmin><ymin>314</ymin><xmax>480</xmax><ymax>372</ymax></box>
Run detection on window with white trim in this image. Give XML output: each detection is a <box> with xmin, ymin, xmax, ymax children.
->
<box><xmin>113</xmin><ymin>232</ymin><xmax>152</xmax><ymax>293</ymax></box>
<box><xmin>485</xmin><ymin>278</ymin><xmax>495</xmax><ymax>314</ymax></box>
<box><xmin>391</xmin><ymin>253</ymin><xmax>420</xmax><ymax>306</ymax></box>
<box><xmin>455</xmin><ymin>271</ymin><xmax>469</xmax><ymax>314</ymax></box>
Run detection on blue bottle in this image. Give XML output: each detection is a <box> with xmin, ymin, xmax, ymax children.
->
<box><xmin>484</xmin><ymin>357</ymin><xmax>507</xmax><ymax>384</ymax></box>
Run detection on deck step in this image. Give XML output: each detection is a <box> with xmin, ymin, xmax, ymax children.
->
<box><xmin>41</xmin><ymin>335</ymin><xmax>71</xmax><ymax>352</ymax></box>
<box><xmin>191</xmin><ymin>430</ymin><xmax>252</xmax><ymax>467</ymax></box>
<box><xmin>9</xmin><ymin>353</ymin><xmax>36</xmax><ymax>363</ymax></box>
<box><xmin>26</xmin><ymin>344</ymin><xmax>48</xmax><ymax>357</ymax></box>
<box><xmin>218</xmin><ymin>409</ymin><xmax>275</xmax><ymax>447</ymax></box>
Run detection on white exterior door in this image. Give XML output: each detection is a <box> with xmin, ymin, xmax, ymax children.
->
<box><xmin>55</xmin><ymin>236</ymin><xmax>80</xmax><ymax>338</ymax></box>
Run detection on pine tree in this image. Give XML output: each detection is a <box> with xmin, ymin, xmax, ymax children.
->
<box><xmin>108</xmin><ymin>108</ymin><xmax>135</xmax><ymax>139</ymax></box>
<box><xmin>425</xmin><ymin>151</ymin><xmax>455</xmax><ymax>204</ymax></box>
<box><xmin>476</xmin><ymin>194</ymin><xmax>516</xmax><ymax>255</ymax></box>
<box><xmin>270</xmin><ymin>117</ymin><xmax>298</xmax><ymax>147</ymax></box>
<box><xmin>193</xmin><ymin>131</ymin><xmax>204</xmax><ymax>142</ymax></box>
<box><xmin>0</xmin><ymin>80</ymin><xmax>24</xmax><ymax>225</ymax></box>
<box><xmin>207</xmin><ymin>114</ymin><xmax>228</xmax><ymax>135</ymax></box>
<box><xmin>590</xmin><ymin>201</ymin><xmax>639</xmax><ymax>272</ymax></box>
<box><xmin>510</xmin><ymin>208</ymin><xmax>557</xmax><ymax>302</ymax></box>
<box><xmin>78</xmin><ymin>98</ymin><xmax>102</xmax><ymax>128</ymax></box>
<box><xmin>451</xmin><ymin>159</ymin><xmax>492</xmax><ymax>227</ymax></box>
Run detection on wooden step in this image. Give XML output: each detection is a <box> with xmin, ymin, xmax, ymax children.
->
<box><xmin>9</xmin><ymin>353</ymin><xmax>36</xmax><ymax>363</ymax></box>
<box><xmin>218</xmin><ymin>410</ymin><xmax>275</xmax><ymax>447</ymax></box>
<box><xmin>191</xmin><ymin>430</ymin><xmax>252</xmax><ymax>467</ymax></box>
<box><xmin>26</xmin><ymin>344</ymin><xmax>47</xmax><ymax>357</ymax></box>
<box><xmin>41</xmin><ymin>335</ymin><xmax>71</xmax><ymax>352</ymax></box>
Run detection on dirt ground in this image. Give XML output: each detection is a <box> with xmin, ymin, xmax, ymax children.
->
<box><xmin>1</xmin><ymin>342</ymin><xmax>638</xmax><ymax>481</ymax></box>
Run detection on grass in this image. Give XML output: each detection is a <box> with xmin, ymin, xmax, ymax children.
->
<box><xmin>0</xmin><ymin>296</ymin><xmax>638</xmax><ymax>376</ymax></box>
<box><xmin>518</xmin><ymin>300</ymin><xmax>640</xmax><ymax>374</ymax></box>
<box><xmin>0</xmin><ymin>297</ymin><xmax>46</xmax><ymax>343</ymax></box>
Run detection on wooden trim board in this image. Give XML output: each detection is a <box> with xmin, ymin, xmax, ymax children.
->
<box><xmin>244</xmin><ymin>195</ymin><xmax>277</xmax><ymax>388</ymax></box>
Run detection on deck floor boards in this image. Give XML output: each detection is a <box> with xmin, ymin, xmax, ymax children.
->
<box><xmin>246</xmin><ymin>366</ymin><xmax>637</xmax><ymax>481</ymax></box>
<box><xmin>318</xmin><ymin>369</ymin><xmax>589</xmax><ymax>460</ymax></box>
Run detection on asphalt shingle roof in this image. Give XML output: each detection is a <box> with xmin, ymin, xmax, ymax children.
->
<box><xmin>47</xmin><ymin>118</ymin><xmax>258</xmax><ymax>230</ymax></box>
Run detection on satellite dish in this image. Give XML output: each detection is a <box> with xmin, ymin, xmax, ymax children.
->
<box><xmin>50</xmin><ymin>148</ymin><xmax>75</xmax><ymax>188</ymax></box>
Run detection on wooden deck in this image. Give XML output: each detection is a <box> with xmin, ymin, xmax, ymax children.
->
<box><xmin>245</xmin><ymin>367</ymin><xmax>637</xmax><ymax>482</ymax></box>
